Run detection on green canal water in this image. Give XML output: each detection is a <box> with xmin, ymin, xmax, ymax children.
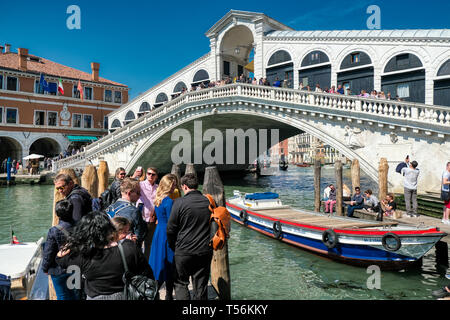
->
<box><xmin>0</xmin><ymin>166</ymin><xmax>448</xmax><ymax>300</ymax></box>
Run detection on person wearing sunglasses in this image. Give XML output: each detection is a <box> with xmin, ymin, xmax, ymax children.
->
<box><xmin>108</xmin><ymin>167</ymin><xmax>126</xmax><ymax>205</ymax></box>
<box><xmin>54</xmin><ymin>174</ymin><xmax>92</xmax><ymax>223</ymax></box>
<box><xmin>137</xmin><ymin>167</ymin><xmax>159</xmax><ymax>260</ymax></box>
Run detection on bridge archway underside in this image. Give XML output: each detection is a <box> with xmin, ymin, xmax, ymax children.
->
<box><xmin>56</xmin><ymin>85</ymin><xmax>450</xmax><ymax>193</ymax></box>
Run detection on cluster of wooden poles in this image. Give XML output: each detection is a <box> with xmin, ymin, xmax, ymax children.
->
<box><xmin>50</xmin><ymin>162</ymin><xmax>231</xmax><ymax>300</ymax></box>
<box><xmin>313</xmin><ymin>157</ymin><xmax>389</xmax><ymax>215</ymax></box>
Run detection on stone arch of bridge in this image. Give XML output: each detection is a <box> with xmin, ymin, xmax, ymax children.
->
<box><xmin>124</xmin><ymin>110</ymin><xmax>379</xmax><ymax>182</ymax></box>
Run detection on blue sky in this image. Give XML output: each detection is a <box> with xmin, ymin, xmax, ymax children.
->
<box><xmin>1</xmin><ymin>0</ymin><xmax>449</xmax><ymax>100</ymax></box>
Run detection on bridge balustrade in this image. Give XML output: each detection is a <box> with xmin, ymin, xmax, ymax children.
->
<box><xmin>53</xmin><ymin>83</ymin><xmax>450</xmax><ymax>172</ymax></box>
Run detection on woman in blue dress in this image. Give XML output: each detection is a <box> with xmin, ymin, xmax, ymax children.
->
<box><xmin>149</xmin><ymin>174</ymin><xmax>177</xmax><ymax>300</ymax></box>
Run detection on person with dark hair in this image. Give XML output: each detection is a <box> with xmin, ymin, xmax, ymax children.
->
<box><xmin>109</xmin><ymin>167</ymin><xmax>126</xmax><ymax>204</ymax></box>
<box><xmin>56</xmin><ymin>211</ymin><xmax>153</xmax><ymax>300</ymax></box>
<box><xmin>347</xmin><ymin>187</ymin><xmax>364</xmax><ymax>218</ymax></box>
<box><xmin>111</xmin><ymin>216</ymin><xmax>137</xmax><ymax>243</ymax></box>
<box><xmin>54</xmin><ymin>174</ymin><xmax>92</xmax><ymax>222</ymax></box>
<box><xmin>137</xmin><ymin>167</ymin><xmax>159</xmax><ymax>260</ymax></box>
<box><xmin>401</xmin><ymin>160</ymin><xmax>420</xmax><ymax>217</ymax></box>
<box><xmin>42</xmin><ymin>199</ymin><xmax>79</xmax><ymax>300</ymax></box>
<box><xmin>107</xmin><ymin>178</ymin><xmax>147</xmax><ymax>247</ymax></box>
<box><xmin>167</xmin><ymin>173</ymin><xmax>213</xmax><ymax>300</ymax></box>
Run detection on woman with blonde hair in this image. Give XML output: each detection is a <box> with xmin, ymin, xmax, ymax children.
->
<box><xmin>149</xmin><ymin>174</ymin><xmax>176</xmax><ymax>300</ymax></box>
<box><xmin>166</xmin><ymin>173</ymin><xmax>181</xmax><ymax>200</ymax></box>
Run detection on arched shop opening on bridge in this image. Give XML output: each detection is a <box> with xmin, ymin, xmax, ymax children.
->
<box><xmin>337</xmin><ymin>51</ymin><xmax>374</xmax><ymax>95</ymax></box>
<box><xmin>123</xmin><ymin>110</ymin><xmax>136</xmax><ymax>126</ymax></box>
<box><xmin>299</xmin><ymin>50</ymin><xmax>331</xmax><ymax>90</ymax></box>
<box><xmin>381</xmin><ymin>53</ymin><xmax>425</xmax><ymax>103</ymax></box>
<box><xmin>29</xmin><ymin>137</ymin><xmax>61</xmax><ymax>158</ymax></box>
<box><xmin>65</xmin><ymin>135</ymin><xmax>98</xmax><ymax>155</ymax></box>
<box><xmin>110</xmin><ymin>119</ymin><xmax>122</xmax><ymax>133</ymax></box>
<box><xmin>0</xmin><ymin>136</ymin><xmax>22</xmax><ymax>162</ymax></box>
<box><xmin>138</xmin><ymin>102</ymin><xmax>151</xmax><ymax>118</ymax></box>
<box><xmin>219</xmin><ymin>25</ymin><xmax>254</xmax><ymax>81</ymax></box>
<box><xmin>191</xmin><ymin>70</ymin><xmax>210</xmax><ymax>89</ymax></box>
<box><xmin>266</xmin><ymin>50</ymin><xmax>293</xmax><ymax>88</ymax></box>
<box><xmin>154</xmin><ymin>93</ymin><xmax>168</xmax><ymax>109</ymax></box>
<box><xmin>434</xmin><ymin>59</ymin><xmax>450</xmax><ymax>107</ymax></box>
<box><xmin>172</xmin><ymin>81</ymin><xmax>187</xmax><ymax>99</ymax></box>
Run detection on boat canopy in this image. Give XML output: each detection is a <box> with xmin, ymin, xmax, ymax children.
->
<box><xmin>245</xmin><ymin>192</ymin><xmax>279</xmax><ymax>200</ymax></box>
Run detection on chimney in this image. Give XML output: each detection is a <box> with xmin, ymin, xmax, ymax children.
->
<box><xmin>0</xmin><ymin>45</ymin><xmax>4</xmax><ymax>54</ymax></box>
<box><xmin>18</xmin><ymin>48</ymin><xmax>28</xmax><ymax>71</ymax></box>
<box><xmin>4</xmin><ymin>44</ymin><xmax>11</xmax><ymax>53</ymax></box>
<box><xmin>91</xmin><ymin>62</ymin><xmax>100</xmax><ymax>82</ymax></box>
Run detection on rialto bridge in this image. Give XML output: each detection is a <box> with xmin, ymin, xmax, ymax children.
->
<box><xmin>53</xmin><ymin>10</ymin><xmax>450</xmax><ymax>194</ymax></box>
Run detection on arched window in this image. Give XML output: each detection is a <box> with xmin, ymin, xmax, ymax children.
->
<box><xmin>437</xmin><ymin>59</ymin><xmax>450</xmax><ymax>77</ymax></box>
<box><xmin>268</xmin><ymin>50</ymin><xmax>292</xmax><ymax>66</ymax></box>
<box><xmin>192</xmin><ymin>70</ymin><xmax>210</xmax><ymax>89</ymax></box>
<box><xmin>110</xmin><ymin>119</ymin><xmax>121</xmax><ymax>133</ymax></box>
<box><xmin>337</xmin><ymin>51</ymin><xmax>374</xmax><ymax>95</ymax></box>
<box><xmin>384</xmin><ymin>53</ymin><xmax>423</xmax><ymax>73</ymax></box>
<box><xmin>154</xmin><ymin>92</ymin><xmax>168</xmax><ymax>108</ymax></box>
<box><xmin>123</xmin><ymin>111</ymin><xmax>136</xmax><ymax>125</ymax></box>
<box><xmin>339</xmin><ymin>51</ymin><xmax>372</xmax><ymax>70</ymax></box>
<box><xmin>138</xmin><ymin>102</ymin><xmax>151</xmax><ymax>117</ymax></box>
<box><xmin>173</xmin><ymin>81</ymin><xmax>187</xmax><ymax>93</ymax></box>
<box><xmin>299</xmin><ymin>50</ymin><xmax>331</xmax><ymax>90</ymax></box>
<box><xmin>301</xmin><ymin>50</ymin><xmax>329</xmax><ymax>67</ymax></box>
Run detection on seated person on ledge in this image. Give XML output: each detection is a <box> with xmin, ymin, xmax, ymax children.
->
<box><xmin>347</xmin><ymin>187</ymin><xmax>364</xmax><ymax>217</ymax></box>
<box><xmin>381</xmin><ymin>193</ymin><xmax>396</xmax><ymax>217</ymax></box>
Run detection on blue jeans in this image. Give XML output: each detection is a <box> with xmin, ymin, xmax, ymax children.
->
<box><xmin>51</xmin><ymin>273</ymin><xmax>80</xmax><ymax>300</ymax></box>
<box><xmin>347</xmin><ymin>204</ymin><xmax>364</xmax><ymax>217</ymax></box>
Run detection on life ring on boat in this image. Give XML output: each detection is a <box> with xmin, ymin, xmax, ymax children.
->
<box><xmin>381</xmin><ymin>233</ymin><xmax>401</xmax><ymax>252</ymax></box>
<box><xmin>273</xmin><ymin>221</ymin><xmax>283</xmax><ymax>239</ymax></box>
<box><xmin>322</xmin><ymin>229</ymin><xmax>339</xmax><ymax>249</ymax></box>
<box><xmin>239</xmin><ymin>209</ymin><xmax>248</xmax><ymax>224</ymax></box>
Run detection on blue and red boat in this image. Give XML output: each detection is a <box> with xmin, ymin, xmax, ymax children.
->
<box><xmin>226</xmin><ymin>191</ymin><xmax>447</xmax><ymax>270</ymax></box>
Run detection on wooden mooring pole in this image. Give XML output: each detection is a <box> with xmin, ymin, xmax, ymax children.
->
<box><xmin>171</xmin><ymin>164</ymin><xmax>181</xmax><ymax>180</ymax></box>
<box><xmin>351</xmin><ymin>159</ymin><xmax>360</xmax><ymax>193</ymax></box>
<box><xmin>97</xmin><ymin>161</ymin><xmax>110</xmax><ymax>197</ymax></box>
<box><xmin>81</xmin><ymin>165</ymin><xmax>98</xmax><ymax>199</ymax></box>
<box><xmin>335</xmin><ymin>160</ymin><xmax>343</xmax><ymax>216</ymax></box>
<box><xmin>185</xmin><ymin>163</ymin><xmax>197</xmax><ymax>179</ymax></box>
<box><xmin>202</xmin><ymin>166</ymin><xmax>231</xmax><ymax>300</ymax></box>
<box><xmin>314</xmin><ymin>159</ymin><xmax>321</xmax><ymax>212</ymax></box>
<box><xmin>378</xmin><ymin>158</ymin><xmax>389</xmax><ymax>202</ymax></box>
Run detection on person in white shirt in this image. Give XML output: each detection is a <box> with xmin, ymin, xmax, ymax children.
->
<box><xmin>401</xmin><ymin>160</ymin><xmax>420</xmax><ymax>217</ymax></box>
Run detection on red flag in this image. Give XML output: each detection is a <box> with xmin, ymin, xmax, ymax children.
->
<box><xmin>58</xmin><ymin>78</ymin><xmax>64</xmax><ymax>95</ymax></box>
<box><xmin>77</xmin><ymin>80</ymin><xmax>84</xmax><ymax>100</ymax></box>
<box><xmin>11</xmin><ymin>229</ymin><xmax>21</xmax><ymax>244</ymax></box>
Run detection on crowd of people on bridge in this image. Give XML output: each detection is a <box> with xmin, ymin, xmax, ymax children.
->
<box><xmin>43</xmin><ymin>164</ymin><xmax>216</xmax><ymax>301</ymax></box>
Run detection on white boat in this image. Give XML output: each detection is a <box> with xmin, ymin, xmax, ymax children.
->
<box><xmin>226</xmin><ymin>191</ymin><xmax>447</xmax><ymax>270</ymax></box>
<box><xmin>0</xmin><ymin>237</ymin><xmax>44</xmax><ymax>300</ymax></box>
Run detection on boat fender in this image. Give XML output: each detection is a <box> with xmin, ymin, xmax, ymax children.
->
<box><xmin>322</xmin><ymin>229</ymin><xmax>339</xmax><ymax>249</ymax></box>
<box><xmin>381</xmin><ymin>233</ymin><xmax>401</xmax><ymax>252</ymax></box>
<box><xmin>273</xmin><ymin>221</ymin><xmax>283</xmax><ymax>239</ymax></box>
<box><xmin>239</xmin><ymin>209</ymin><xmax>248</xmax><ymax>224</ymax></box>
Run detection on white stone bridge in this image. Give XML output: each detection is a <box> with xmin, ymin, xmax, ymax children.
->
<box><xmin>53</xmin><ymin>83</ymin><xmax>450</xmax><ymax>194</ymax></box>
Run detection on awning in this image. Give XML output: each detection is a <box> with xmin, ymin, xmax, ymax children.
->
<box><xmin>245</xmin><ymin>60</ymin><xmax>254</xmax><ymax>72</ymax></box>
<box><xmin>66</xmin><ymin>135</ymin><xmax>99</xmax><ymax>142</ymax></box>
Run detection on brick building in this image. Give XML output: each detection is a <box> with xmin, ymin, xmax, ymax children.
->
<box><xmin>0</xmin><ymin>43</ymin><xmax>128</xmax><ymax>162</ymax></box>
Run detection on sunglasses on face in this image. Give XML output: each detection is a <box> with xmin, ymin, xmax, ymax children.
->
<box><xmin>56</xmin><ymin>184</ymin><xmax>66</xmax><ymax>191</ymax></box>
<box><xmin>119</xmin><ymin>172</ymin><xmax>126</xmax><ymax>176</ymax></box>
<box><xmin>147</xmin><ymin>172</ymin><xmax>157</xmax><ymax>176</ymax></box>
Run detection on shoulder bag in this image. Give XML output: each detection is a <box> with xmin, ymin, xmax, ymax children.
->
<box><xmin>117</xmin><ymin>243</ymin><xmax>158</xmax><ymax>300</ymax></box>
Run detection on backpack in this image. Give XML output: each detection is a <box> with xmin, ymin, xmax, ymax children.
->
<box><xmin>100</xmin><ymin>188</ymin><xmax>114</xmax><ymax>211</ymax></box>
<box><xmin>395</xmin><ymin>162</ymin><xmax>407</xmax><ymax>174</ymax></box>
<box><xmin>205</xmin><ymin>194</ymin><xmax>231</xmax><ymax>251</ymax></box>
<box><xmin>106</xmin><ymin>201</ymin><xmax>133</xmax><ymax>219</ymax></box>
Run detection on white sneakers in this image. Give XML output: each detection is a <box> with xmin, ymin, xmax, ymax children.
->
<box><xmin>441</xmin><ymin>219</ymin><xmax>450</xmax><ymax>225</ymax></box>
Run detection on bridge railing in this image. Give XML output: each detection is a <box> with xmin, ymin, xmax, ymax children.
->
<box><xmin>53</xmin><ymin>83</ymin><xmax>450</xmax><ymax>171</ymax></box>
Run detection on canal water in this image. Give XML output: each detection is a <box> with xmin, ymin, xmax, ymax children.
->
<box><xmin>0</xmin><ymin>166</ymin><xmax>448</xmax><ymax>300</ymax></box>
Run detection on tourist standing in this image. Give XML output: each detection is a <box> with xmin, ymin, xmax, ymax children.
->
<box><xmin>107</xmin><ymin>178</ymin><xmax>147</xmax><ymax>247</ymax></box>
<box><xmin>167</xmin><ymin>173</ymin><xmax>213</xmax><ymax>300</ymax></box>
<box><xmin>56</xmin><ymin>212</ymin><xmax>153</xmax><ymax>300</ymax></box>
<box><xmin>347</xmin><ymin>187</ymin><xmax>364</xmax><ymax>217</ymax></box>
<box><xmin>149</xmin><ymin>175</ymin><xmax>177</xmax><ymax>300</ymax></box>
<box><xmin>441</xmin><ymin>162</ymin><xmax>450</xmax><ymax>224</ymax></box>
<box><xmin>109</xmin><ymin>167</ymin><xmax>126</xmax><ymax>205</ymax></box>
<box><xmin>401</xmin><ymin>160</ymin><xmax>420</xmax><ymax>217</ymax></box>
<box><xmin>42</xmin><ymin>199</ymin><xmax>79</xmax><ymax>300</ymax></box>
<box><xmin>137</xmin><ymin>167</ymin><xmax>159</xmax><ymax>260</ymax></box>
<box><xmin>54</xmin><ymin>174</ymin><xmax>92</xmax><ymax>222</ymax></box>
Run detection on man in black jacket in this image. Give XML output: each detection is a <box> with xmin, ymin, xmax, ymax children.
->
<box><xmin>54</xmin><ymin>174</ymin><xmax>92</xmax><ymax>222</ymax></box>
<box><xmin>167</xmin><ymin>173</ymin><xmax>213</xmax><ymax>300</ymax></box>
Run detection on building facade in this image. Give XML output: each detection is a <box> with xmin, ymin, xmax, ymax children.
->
<box><xmin>107</xmin><ymin>10</ymin><xmax>450</xmax><ymax>131</ymax></box>
<box><xmin>0</xmin><ymin>44</ymin><xmax>128</xmax><ymax>162</ymax></box>
<box><xmin>288</xmin><ymin>133</ymin><xmax>341</xmax><ymax>164</ymax></box>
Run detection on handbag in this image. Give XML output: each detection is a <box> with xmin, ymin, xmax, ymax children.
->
<box><xmin>117</xmin><ymin>243</ymin><xmax>158</xmax><ymax>300</ymax></box>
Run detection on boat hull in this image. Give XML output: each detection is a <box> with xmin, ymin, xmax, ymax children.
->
<box><xmin>227</xmin><ymin>202</ymin><xmax>445</xmax><ymax>270</ymax></box>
